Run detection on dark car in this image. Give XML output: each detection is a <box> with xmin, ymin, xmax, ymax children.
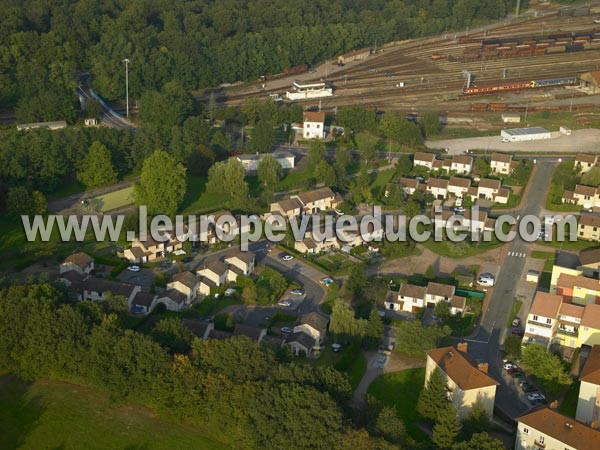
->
<box><xmin>511</xmin><ymin>371</ymin><xmax>525</xmax><ymax>379</ymax></box>
<box><xmin>182</xmin><ymin>257</ymin><xmax>193</xmax><ymax>263</ymax></box>
<box><xmin>512</xmin><ymin>329</ymin><xmax>525</xmax><ymax>337</ymax></box>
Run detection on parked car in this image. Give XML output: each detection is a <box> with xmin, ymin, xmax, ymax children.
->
<box><xmin>528</xmin><ymin>393</ymin><xmax>546</xmax><ymax>402</ymax></box>
<box><xmin>477</xmin><ymin>273</ymin><xmax>495</xmax><ymax>287</ymax></box>
<box><xmin>511</xmin><ymin>371</ymin><xmax>525</xmax><ymax>379</ymax></box>
<box><xmin>530</xmin><ymin>397</ymin><xmax>548</xmax><ymax>406</ymax></box>
<box><xmin>280</xmin><ymin>327</ymin><xmax>293</xmax><ymax>334</ymax></box>
<box><xmin>512</xmin><ymin>329</ymin><xmax>525</xmax><ymax>337</ymax></box>
<box><xmin>182</xmin><ymin>256</ymin><xmax>193</xmax><ymax>263</ymax></box>
<box><xmin>278</xmin><ymin>300</ymin><xmax>292</xmax><ymax>307</ymax></box>
<box><xmin>127</xmin><ymin>265</ymin><xmax>141</xmax><ymax>272</ymax></box>
<box><xmin>454</xmin><ymin>207</ymin><xmax>466</xmax><ymax>214</ymax></box>
<box><xmin>507</xmin><ymin>367</ymin><xmax>522</xmax><ymax>375</ymax></box>
<box><xmin>503</xmin><ymin>362</ymin><xmax>518</xmax><ymax>370</ymax></box>
<box><xmin>523</xmin><ymin>385</ymin><xmax>538</xmax><ymax>393</ymax></box>
<box><xmin>290</xmin><ymin>289</ymin><xmax>304</xmax><ymax>296</ymax></box>
<box><xmin>332</xmin><ymin>343</ymin><xmax>342</xmax><ymax>352</ymax></box>
<box><xmin>512</xmin><ymin>318</ymin><xmax>521</xmax><ymax>327</ymax></box>
<box><xmin>281</xmin><ymin>254</ymin><xmax>294</xmax><ymax>261</ymax></box>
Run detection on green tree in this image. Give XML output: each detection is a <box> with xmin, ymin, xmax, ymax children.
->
<box><xmin>386</xmin><ymin>183</ymin><xmax>404</xmax><ymax>207</ymax></box>
<box><xmin>434</xmin><ymin>300</ymin><xmax>452</xmax><ymax>322</ymax></box>
<box><xmin>425</xmin><ymin>265</ymin><xmax>437</xmax><ymax>280</ymax></box>
<box><xmin>308</xmin><ymin>140</ymin><xmax>327</xmax><ymax>169</ymax></box>
<box><xmin>250</xmin><ymin>120</ymin><xmax>275</xmax><ymax>152</ymax></box>
<box><xmin>451</xmin><ymin>433</ymin><xmax>504</xmax><ymax>450</ymax></box>
<box><xmin>315</xmin><ymin>160</ymin><xmax>337</xmax><ymax>186</ymax></box>
<box><xmin>138</xmin><ymin>82</ymin><xmax>194</xmax><ymax>135</ymax></box>
<box><xmin>347</xmin><ymin>264</ymin><xmax>367</xmax><ymax>295</ymax></box>
<box><xmin>395</xmin><ymin>155</ymin><xmax>413</xmax><ymax>177</ymax></box>
<box><xmin>373</xmin><ymin>406</ymin><xmax>405</xmax><ymax>444</ymax></box>
<box><xmin>521</xmin><ymin>345</ymin><xmax>571</xmax><ymax>395</ymax></box>
<box><xmin>336</xmin><ymin>106</ymin><xmax>376</xmax><ymax>133</ymax></box>
<box><xmin>364</xmin><ymin>309</ymin><xmax>384</xmax><ymax>348</ymax></box>
<box><xmin>151</xmin><ymin>317</ymin><xmax>194</xmax><ymax>354</ymax></box>
<box><xmin>77</xmin><ymin>141</ymin><xmax>118</xmax><ymax>189</ymax></box>
<box><xmin>404</xmin><ymin>200</ymin><xmax>421</xmax><ymax>218</ymax></box>
<box><xmin>186</xmin><ymin>144</ymin><xmax>215</xmax><ymax>177</ymax></box>
<box><xmin>379</xmin><ymin>112</ymin><xmax>423</xmax><ymax>146</ymax></box>
<box><xmin>395</xmin><ymin>321</ymin><xmax>451</xmax><ymax>357</ymax></box>
<box><xmin>206</xmin><ymin>158</ymin><xmax>249</xmax><ymax>209</ymax></box>
<box><xmin>335</xmin><ymin>148</ymin><xmax>353</xmax><ymax>181</ymax></box>
<box><xmin>258</xmin><ymin>154</ymin><xmax>283</xmax><ymax>191</ymax></box>
<box><xmin>6</xmin><ymin>187</ymin><xmax>47</xmax><ymax>217</ymax></box>
<box><xmin>473</xmin><ymin>158</ymin><xmax>491</xmax><ymax>178</ymax></box>
<box><xmin>461</xmin><ymin>401</ymin><xmax>490</xmax><ymax>438</ymax></box>
<box><xmin>417</xmin><ymin>368</ymin><xmax>448</xmax><ymax>421</ymax></box>
<box><xmin>503</xmin><ymin>335</ymin><xmax>522</xmax><ymax>359</ymax></box>
<box><xmin>420</xmin><ymin>111</ymin><xmax>442</xmax><ymax>137</ymax></box>
<box><xmin>581</xmin><ymin>166</ymin><xmax>600</xmax><ymax>187</ymax></box>
<box><xmin>134</xmin><ymin>150</ymin><xmax>187</xmax><ymax>215</ymax></box>
<box><xmin>356</xmin><ymin>132</ymin><xmax>379</xmax><ymax>165</ymax></box>
<box><xmin>432</xmin><ymin>403</ymin><xmax>462</xmax><ymax>449</ymax></box>
<box><xmin>329</xmin><ymin>299</ymin><xmax>366</xmax><ymax>341</ymax></box>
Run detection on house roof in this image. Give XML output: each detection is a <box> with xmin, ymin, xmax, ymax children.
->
<box><xmin>414</xmin><ymin>152</ymin><xmax>436</xmax><ymax>164</ymax></box>
<box><xmin>517</xmin><ymin>407</ymin><xmax>600</xmax><ymax>450</ymax></box>
<box><xmin>201</xmin><ymin>260</ymin><xmax>229</xmax><ymax>276</ymax></box>
<box><xmin>557</xmin><ymin>273</ymin><xmax>600</xmax><ymax>292</ymax></box>
<box><xmin>303</xmin><ymin>111</ymin><xmax>325</xmax><ymax>123</ymax></box>
<box><xmin>163</xmin><ymin>290</ymin><xmax>187</xmax><ymax>305</ymax></box>
<box><xmin>574</xmin><ymin>184</ymin><xmax>597</xmax><ymax>197</ymax></box>
<box><xmin>301</xmin><ymin>237</ymin><xmax>318</xmax><ymax>250</ymax></box>
<box><xmin>451</xmin><ymin>155</ymin><xmax>473</xmax><ymax>165</ymax></box>
<box><xmin>491</xmin><ymin>153</ymin><xmax>513</xmax><ymax>164</ymax></box>
<box><xmin>529</xmin><ymin>291</ymin><xmax>563</xmax><ymax>318</ymax></box>
<box><xmin>171</xmin><ymin>271</ymin><xmax>200</xmax><ymax>289</ymax></box>
<box><xmin>285</xmin><ymin>331</ymin><xmax>316</xmax><ymax>349</ymax></box>
<box><xmin>581</xmin><ymin>345</ymin><xmax>600</xmax><ymax>385</ymax></box>
<box><xmin>464</xmin><ymin>209</ymin><xmax>488</xmax><ymax>222</ymax></box>
<box><xmin>233</xmin><ymin>324</ymin><xmax>265</xmax><ymax>341</ymax></box>
<box><xmin>385</xmin><ymin>290</ymin><xmax>401</xmax><ymax>304</ymax></box>
<box><xmin>581</xmin><ymin>303</ymin><xmax>600</xmax><ymax>330</ymax></box>
<box><xmin>426</xmin><ymin>346</ymin><xmax>498</xmax><ymax>391</ymax></box>
<box><xmin>583</xmin><ymin>70</ymin><xmax>600</xmax><ymax>85</ymax></box>
<box><xmin>579</xmin><ymin>214</ymin><xmax>600</xmax><ymax>228</ymax></box>
<box><xmin>182</xmin><ymin>318</ymin><xmax>212</xmax><ymax>338</ymax></box>
<box><xmin>295</xmin><ymin>187</ymin><xmax>336</xmax><ymax>205</ymax></box>
<box><xmin>427</xmin><ymin>178</ymin><xmax>449</xmax><ymax>189</ymax></box>
<box><xmin>449</xmin><ymin>177</ymin><xmax>471</xmax><ymax>188</ymax></box>
<box><xmin>478</xmin><ymin>178</ymin><xmax>501</xmax><ymax>190</ymax></box>
<box><xmin>399</xmin><ymin>177</ymin><xmax>419</xmax><ymax>189</ymax></box>
<box><xmin>226</xmin><ymin>251</ymin><xmax>255</xmax><ymax>265</ymax></box>
<box><xmin>63</xmin><ymin>252</ymin><xmax>94</xmax><ymax>269</ymax></box>
<box><xmin>72</xmin><ymin>277</ymin><xmax>138</xmax><ymax>298</ymax></box>
<box><xmin>559</xmin><ymin>302</ymin><xmax>584</xmax><ymax>319</ymax></box>
<box><xmin>576</xmin><ymin>153</ymin><xmax>597</xmax><ymax>164</ymax></box>
<box><xmin>273</xmin><ymin>198</ymin><xmax>302</xmax><ymax>212</ymax></box>
<box><xmin>450</xmin><ymin>295</ymin><xmax>467</xmax><ymax>310</ymax></box>
<box><xmin>563</xmin><ymin>190</ymin><xmax>575</xmax><ymax>201</ymax></box>
<box><xmin>426</xmin><ymin>282</ymin><xmax>455</xmax><ymax>298</ymax></box>
<box><xmin>297</xmin><ymin>312</ymin><xmax>329</xmax><ymax>333</ymax></box>
<box><xmin>432</xmin><ymin>159</ymin><xmax>443</xmax><ymax>169</ymax></box>
<box><xmin>399</xmin><ymin>283</ymin><xmax>427</xmax><ymax>299</ymax></box>
<box><xmin>497</xmin><ymin>187</ymin><xmax>511</xmax><ymax>198</ymax></box>
<box><xmin>580</xmin><ymin>248</ymin><xmax>600</xmax><ymax>266</ymax></box>
<box><xmin>131</xmin><ymin>291</ymin><xmax>156</xmax><ymax>308</ymax></box>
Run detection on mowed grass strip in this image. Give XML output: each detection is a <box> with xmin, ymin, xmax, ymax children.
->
<box><xmin>0</xmin><ymin>374</ymin><xmax>229</xmax><ymax>450</ymax></box>
<box><xmin>94</xmin><ymin>186</ymin><xmax>134</xmax><ymax>212</ymax></box>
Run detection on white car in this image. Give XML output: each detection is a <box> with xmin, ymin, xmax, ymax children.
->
<box><xmin>281</xmin><ymin>255</ymin><xmax>294</xmax><ymax>261</ymax></box>
<box><xmin>278</xmin><ymin>300</ymin><xmax>292</xmax><ymax>307</ymax></box>
<box><xmin>290</xmin><ymin>289</ymin><xmax>304</xmax><ymax>296</ymax></box>
<box><xmin>503</xmin><ymin>362</ymin><xmax>518</xmax><ymax>371</ymax></box>
<box><xmin>280</xmin><ymin>327</ymin><xmax>293</xmax><ymax>334</ymax></box>
<box><xmin>528</xmin><ymin>393</ymin><xmax>545</xmax><ymax>401</ymax></box>
<box><xmin>127</xmin><ymin>265</ymin><xmax>141</xmax><ymax>272</ymax></box>
<box><xmin>477</xmin><ymin>273</ymin><xmax>495</xmax><ymax>287</ymax></box>
<box><xmin>332</xmin><ymin>343</ymin><xmax>342</xmax><ymax>352</ymax></box>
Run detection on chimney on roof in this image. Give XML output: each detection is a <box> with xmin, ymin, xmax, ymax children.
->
<box><xmin>457</xmin><ymin>342</ymin><xmax>468</xmax><ymax>353</ymax></box>
<box><xmin>550</xmin><ymin>400</ymin><xmax>559</xmax><ymax>409</ymax></box>
<box><xmin>477</xmin><ymin>362</ymin><xmax>489</xmax><ymax>373</ymax></box>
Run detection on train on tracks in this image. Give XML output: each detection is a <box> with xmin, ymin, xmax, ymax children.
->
<box><xmin>462</xmin><ymin>76</ymin><xmax>578</xmax><ymax>95</ymax></box>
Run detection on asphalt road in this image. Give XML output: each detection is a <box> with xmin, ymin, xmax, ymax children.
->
<box><xmin>459</xmin><ymin>158</ymin><xmax>557</xmax><ymax>418</ymax></box>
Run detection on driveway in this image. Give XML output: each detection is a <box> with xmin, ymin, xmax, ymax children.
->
<box><xmin>118</xmin><ymin>267</ymin><xmax>154</xmax><ymax>291</ymax></box>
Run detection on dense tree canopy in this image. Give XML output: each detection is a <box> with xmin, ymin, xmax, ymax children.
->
<box><xmin>77</xmin><ymin>141</ymin><xmax>118</xmax><ymax>189</ymax></box>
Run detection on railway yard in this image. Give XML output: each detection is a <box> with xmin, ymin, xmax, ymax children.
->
<box><xmin>217</xmin><ymin>3</ymin><xmax>600</xmax><ymax>117</ymax></box>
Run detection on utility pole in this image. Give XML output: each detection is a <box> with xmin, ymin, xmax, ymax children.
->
<box><xmin>123</xmin><ymin>58</ymin><xmax>130</xmax><ymax>118</ymax></box>
<box><xmin>516</xmin><ymin>0</ymin><xmax>521</xmax><ymax>18</ymax></box>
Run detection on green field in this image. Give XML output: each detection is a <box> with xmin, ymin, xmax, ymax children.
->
<box><xmin>367</xmin><ymin>368</ymin><xmax>428</xmax><ymax>442</ymax></box>
<box><xmin>0</xmin><ymin>374</ymin><xmax>229</xmax><ymax>450</ymax></box>
<box><xmin>93</xmin><ymin>186</ymin><xmax>134</xmax><ymax>212</ymax></box>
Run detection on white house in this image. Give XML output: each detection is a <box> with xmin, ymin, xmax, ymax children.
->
<box><xmin>524</xmin><ymin>291</ymin><xmax>563</xmax><ymax>348</ymax></box>
<box><xmin>398</xmin><ymin>283</ymin><xmax>427</xmax><ymax>313</ymax></box>
<box><xmin>490</xmin><ymin>153</ymin><xmax>513</xmax><ymax>175</ymax></box>
<box><xmin>303</xmin><ymin>111</ymin><xmax>325</xmax><ymax>139</ymax></box>
<box><xmin>197</xmin><ymin>260</ymin><xmax>230</xmax><ymax>295</ymax></box>
<box><xmin>236</xmin><ymin>151</ymin><xmax>295</xmax><ymax>172</ymax></box>
<box><xmin>448</xmin><ymin>177</ymin><xmax>471</xmax><ymax>198</ymax></box>
<box><xmin>450</xmin><ymin>155</ymin><xmax>473</xmax><ymax>175</ymax></box>
<box><xmin>425</xmin><ymin>282</ymin><xmax>455</xmax><ymax>308</ymax></box>
<box><xmin>414</xmin><ymin>152</ymin><xmax>436</xmax><ymax>170</ymax></box>
<box><xmin>427</xmin><ymin>178</ymin><xmax>449</xmax><ymax>200</ymax></box>
<box><xmin>293</xmin><ymin>312</ymin><xmax>329</xmax><ymax>345</ymax></box>
<box><xmin>225</xmin><ymin>251</ymin><xmax>256</xmax><ymax>277</ymax></box>
<box><xmin>576</xmin><ymin>345</ymin><xmax>600</xmax><ymax>426</ymax></box>
<box><xmin>60</xmin><ymin>252</ymin><xmax>94</xmax><ymax>277</ymax></box>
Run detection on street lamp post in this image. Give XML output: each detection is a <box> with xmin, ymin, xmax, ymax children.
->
<box><xmin>123</xmin><ymin>58</ymin><xmax>130</xmax><ymax>118</ymax></box>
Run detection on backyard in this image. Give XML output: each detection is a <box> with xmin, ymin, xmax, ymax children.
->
<box><xmin>367</xmin><ymin>368</ymin><xmax>428</xmax><ymax>442</ymax></box>
<box><xmin>91</xmin><ymin>186</ymin><xmax>134</xmax><ymax>212</ymax></box>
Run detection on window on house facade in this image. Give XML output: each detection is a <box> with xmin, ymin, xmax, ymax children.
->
<box><xmin>546</xmin><ymin>318</ymin><xmax>552</xmax><ymax>324</ymax></box>
<box><xmin>523</xmin><ymin>427</ymin><xmax>529</xmax><ymax>434</ymax></box>
<box><xmin>533</xmin><ymin>315</ymin><xmax>538</xmax><ymax>321</ymax></box>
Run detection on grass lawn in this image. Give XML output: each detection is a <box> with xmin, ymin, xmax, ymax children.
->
<box><xmin>181</xmin><ymin>176</ymin><xmax>228</xmax><ymax>214</ymax></box>
<box><xmin>307</xmin><ymin>343</ymin><xmax>366</xmax><ymax>390</ymax></box>
<box><xmin>367</xmin><ymin>368</ymin><xmax>428</xmax><ymax>442</ymax></box>
<box><xmin>539</xmin><ymin>236</ymin><xmax>600</xmax><ymax>253</ymax></box>
<box><xmin>506</xmin><ymin>300</ymin><xmax>523</xmax><ymax>328</ymax></box>
<box><xmin>93</xmin><ymin>186</ymin><xmax>134</xmax><ymax>212</ymax></box>
<box><xmin>369</xmin><ymin>169</ymin><xmax>395</xmax><ymax>198</ymax></box>
<box><xmin>46</xmin><ymin>180</ymin><xmax>86</xmax><ymax>201</ymax></box>
<box><xmin>419</xmin><ymin>236</ymin><xmax>504</xmax><ymax>259</ymax></box>
<box><xmin>0</xmin><ymin>374</ymin><xmax>228</xmax><ymax>450</ymax></box>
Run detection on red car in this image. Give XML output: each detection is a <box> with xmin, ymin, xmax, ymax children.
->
<box><xmin>507</xmin><ymin>367</ymin><xmax>523</xmax><ymax>375</ymax></box>
<box><xmin>512</xmin><ymin>329</ymin><xmax>525</xmax><ymax>337</ymax></box>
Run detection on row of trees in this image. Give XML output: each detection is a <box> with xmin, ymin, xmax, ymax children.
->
<box><xmin>0</xmin><ymin>283</ymin><xmax>401</xmax><ymax>449</ymax></box>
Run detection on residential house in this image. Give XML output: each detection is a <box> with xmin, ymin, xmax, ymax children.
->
<box><xmin>384</xmin><ymin>290</ymin><xmax>403</xmax><ymax>312</ymax></box>
<box><xmin>294</xmin><ymin>232</ymin><xmax>339</xmax><ymax>254</ymax></box>
<box><xmin>563</xmin><ymin>185</ymin><xmax>599</xmax><ymax>209</ymax></box>
<box><xmin>576</xmin><ymin>153</ymin><xmax>598</xmax><ymax>175</ymax></box>
<box><xmin>236</xmin><ymin>151</ymin><xmax>295</xmax><ymax>172</ymax></box>
<box><xmin>285</xmin><ymin>332</ymin><xmax>317</xmax><ymax>356</ymax></box>
<box><xmin>433</xmin><ymin>159</ymin><xmax>452</xmax><ymax>173</ymax></box>
<box><xmin>447</xmin><ymin>177</ymin><xmax>471</xmax><ymax>198</ymax></box>
<box><xmin>398</xmin><ymin>177</ymin><xmax>420</xmax><ymax>195</ymax></box>
<box><xmin>580</xmin><ymin>248</ymin><xmax>600</xmax><ymax>278</ymax></box>
<box><xmin>556</xmin><ymin>273</ymin><xmax>600</xmax><ymax>305</ymax></box>
<box><xmin>130</xmin><ymin>291</ymin><xmax>158</xmax><ymax>315</ymax></box>
<box><xmin>425</xmin><ymin>282</ymin><xmax>455</xmax><ymax>308</ymax></box>
<box><xmin>294</xmin><ymin>312</ymin><xmax>329</xmax><ymax>345</ymax></box>
<box><xmin>197</xmin><ymin>260</ymin><xmax>230</xmax><ymax>295</ymax></box>
<box><xmin>225</xmin><ymin>251</ymin><xmax>256</xmax><ymax>278</ymax></box>
<box><xmin>576</xmin><ymin>345</ymin><xmax>600</xmax><ymax>427</ymax></box>
<box><xmin>232</xmin><ymin>324</ymin><xmax>267</xmax><ymax>343</ymax></box>
<box><xmin>427</xmin><ymin>178</ymin><xmax>449</xmax><ymax>200</ymax></box>
<box><xmin>450</xmin><ymin>155</ymin><xmax>473</xmax><ymax>175</ymax></box>
<box><xmin>292</xmin><ymin>187</ymin><xmax>341</xmax><ymax>214</ymax></box>
<box><xmin>270</xmin><ymin>198</ymin><xmax>303</xmax><ymax>219</ymax></box>
<box><xmin>414</xmin><ymin>152</ymin><xmax>436</xmax><ymax>170</ymax></box>
<box><xmin>303</xmin><ymin>111</ymin><xmax>325</xmax><ymax>140</ymax></box>
<box><xmin>463</xmin><ymin>209</ymin><xmax>489</xmax><ymax>234</ymax></box>
<box><xmin>579</xmin><ymin>214</ymin><xmax>600</xmax><ymax>242</ymax></box>
<box><xmin>124</xmin><ymin>231</ymin><xmax>183</xmax><ymax>263</ymax></box>
<box><xmin>182</xmin><ymin>318</ymin><xmax>214</xmax><ymax>340</ymax></box>
<box><xmin>490</xmin><ymin>153</ymin><xmax>513</xmax><ymax>175</ymax></box>
<box><xmin>450</xmin><ymin>295</ymin><xmax>467</xmax><ymax>315</ymax></box>
<box><xmin>60</xmin><ymin>252</ymin><xmax>94</xmax><ymax>276</ymax></box>
<box><xmin>166</xmin><ymin>271</ymin><xmax>201</xmax><ymax>303</ymax></box>
<box><xmin>425</xmin><ymin>344</ymin><xmax>498</xmax><ymax>419</ymax></box>
<box><xmin>524</xmin><ymin>291</ymin><xmax>563</xmax><ymax>348</ymax></box>
<box><xmin>555</xmin><ymin>302</ymin><xmax>585</xmax><ymax>349</ymax></box>
<box><xmin>516</xmin><ymin>407</ymin><xmax>600</xmax><ymax>450</ymax></box>
<box><xmin>580</xmin><ymin>304</ymin><xmax>600</xmax><ymax>348</ymax></box>
<box><xmin>475</xmin><ymin>178</ymin><xmax>501</xmax><ymax>201</ymax></box>
<box><xmin>398</xmin><ymin>283</ymin><xmax>427</xmax><ymax>313</ymax></box>
<box><xmin>61</xmin><ymin>275</ymin><xmax>141</xmax><ymax>305</ymax></box>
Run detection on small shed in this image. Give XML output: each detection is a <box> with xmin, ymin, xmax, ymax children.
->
<box><xmin>501</xmin><ymin>113</ymin><xmax>521</xmax><ymax>123</ymax></box>
<box><xmin>526</xmin><ymin>270</ymin><xmax>540</xmax><ymax>283</ymax></box>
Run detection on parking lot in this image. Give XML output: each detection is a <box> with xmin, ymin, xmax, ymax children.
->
<box><xmin>118</xmin><ymin>267</ymin><xmax>155</xmax><ymax>290</ymax></box>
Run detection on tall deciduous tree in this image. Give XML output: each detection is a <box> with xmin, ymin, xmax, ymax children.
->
<box><xmin>77</xmin><ymin>141</ymin><xmax>118</xmax><ymax>189</ymax></box>
<box><xmin>347</xmin><ymin>264</ymin><xmax>367</xmax><ymax>295</ymax></box>
<box><xmin>206</xmin><ymin>158</ymin><xmax>249</xmax><ymax>209</ymax></box>
<box><xmin>258</xmin><ymin>154</ymin><xmax>282</xmax><ymax>191</ymax></box>
<box><xmin>308</xmin><ymin>140</ymin><xmax>327</xmax><ymax>169</ymax></box>
<box><xmin>250</xmin><ymin>120</ymin><xmax>275</xmax><ymax>152</ymax></box>
<box><xmin>6</xmin><ymin>187</ymin><xmax>47</xmax><ymax>217</ymax></box>
<box><xmin>134</xmin><ymin>150</ymin><xmax>187</xmax><ymax>215</ymax></box>
<box><xmin>420</xmin><ymin>111</ymin><xmax>442</xmax><ymax>137</ymax></box>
